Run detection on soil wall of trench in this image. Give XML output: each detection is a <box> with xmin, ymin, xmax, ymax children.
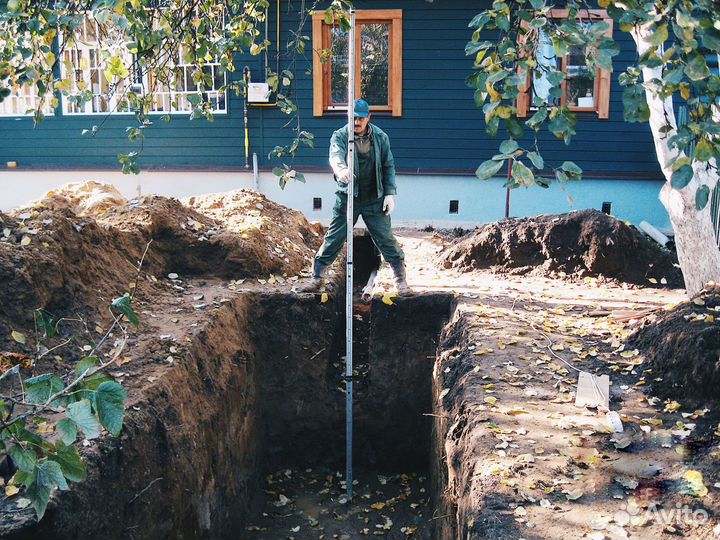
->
<box><xmin>0</xmin><ymin>290</ymin><xmax>457</xmax><ymax>540</ymax></box>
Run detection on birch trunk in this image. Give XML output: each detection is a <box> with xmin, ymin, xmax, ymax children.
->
<box><xmin>631</xmin><ymin>26</ymin><xmax>720</xmax><ymax>297</ymax></box>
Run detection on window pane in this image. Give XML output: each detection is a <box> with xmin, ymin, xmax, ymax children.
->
<box><xmin>532</xmin><ymin>29</ymin><xmax>558</xmax><ymax>106</ymax></box>
<box><xmin>566</xmin><ymin>45</ymin><xmax>594</xmax><ymax>107</ymax></box>
<box><xmin>360</xmin><ymin>23</ymin><xmax>389</xmax><ymax>107</ymax></box>
<box><xmin>330</xmin><ymin>27</ymin><xmax>349</xmax><ymax>104</ymax></box>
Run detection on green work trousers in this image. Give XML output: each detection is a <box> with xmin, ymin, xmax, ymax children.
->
<box><xmin>315</xmin><ymin>193</ymin><xmax>405</xmax><ymax>267</ymax></box>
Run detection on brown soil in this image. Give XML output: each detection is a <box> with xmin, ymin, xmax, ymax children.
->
<box><xmin>439</xmin><ymin>209</ymin><xmax>683</xmax><ymax>288</ymax></box>
<box><xmin>0</xmin><ymin>187</ymin><xmax>321</xmax><ymax>333</ymax></box>
<box><xmin>628</xmin><ymin>292</ymin><xmax>720</xmax><ymax>403</ymax></box>
<box><xmin>2</xmin><ymin>194</ymin><xmax>719</xmax><ymax>540</ymax></box>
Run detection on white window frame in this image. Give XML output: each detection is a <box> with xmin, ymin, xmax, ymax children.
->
<box><xmin>143</xmin><ymin>44</ymin><xmax>228</xmax><ymax>115</ymax></box>
<box><xmin>0</xmin><ymin>81</ymin><xmax>54</xmax><ymax>117</ymax></box>
<box><xmin>59</xmin><ymin>15</ymin><xmax>135</xmax><ymax>115</ymax></box>
<box><xmin>59</xmin><ymin>13</ymin><xmax>228</xmax><ymax>116</ymax></box>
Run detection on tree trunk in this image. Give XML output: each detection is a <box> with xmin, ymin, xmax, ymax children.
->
<box><xmin>632</xmin><ymin>26</ymin><xmax>720</xmax><ymax>297</ymax></box>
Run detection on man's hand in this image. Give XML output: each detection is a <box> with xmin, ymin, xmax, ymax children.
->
<box><xmin>383</xmin><ymin>195</ymin><xmax>395</xmax><ymax>215</ymax></box>
<box><xmin>336</xmin><ymin>169</ymin><xmax>351</xmax><ymax>184</ymax></box>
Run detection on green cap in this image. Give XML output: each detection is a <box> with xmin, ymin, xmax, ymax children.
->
<box><xmin>354</xmin><ymin>99</ymin><xmax>370</xmax><ymax>118</ymax></box>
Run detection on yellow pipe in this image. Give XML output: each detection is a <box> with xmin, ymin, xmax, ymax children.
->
<box><xmin>243</xmin><ymin>66</ymin><xmax>250</xmax><ymax>167</ymax></box>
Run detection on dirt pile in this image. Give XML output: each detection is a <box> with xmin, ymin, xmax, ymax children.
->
<box><xmin>30</xmin><ymin>180</ymin><xmax>128</xmax><ymax>216</ymax></box>
<box><xmin>629</xmin><ymin>291</ymin><xmax>720</xmax><ymax>402</ymax></box>
<box><xmin>0</xmin><ymin>188</ymin><xmax>322</xmax><ymax>337</ymax></box>
<box><xmin>182</xmin><ymin>189</ymin><xmax>324</xmax><ymax>277</ymax></box>
<box><xmin>439</xmin><ymin>209</ymin><xmax>683</xmax><ymax>287</ymax></box>
<box><xmin>0</xmin><ymin>207</ymin><xmax>152</xmax><ymax>327</ymax></box>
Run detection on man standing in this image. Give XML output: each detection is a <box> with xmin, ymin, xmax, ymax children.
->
<box><xmin>301</xmin><ymin>99</ymin><xmax>412</xmax><ymax>296</ymax></box>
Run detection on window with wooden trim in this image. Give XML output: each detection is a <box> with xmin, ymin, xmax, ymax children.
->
<box><xmin>312</xmin><ymin>9</ymin><xmax>402</xmax><ymax>117</ymax></box>
<box><xmin>518</xmin><ymin>9</ymin><xmax>612</xmax><ymax>119</ymax></box>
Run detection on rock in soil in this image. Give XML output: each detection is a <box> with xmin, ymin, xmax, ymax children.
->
<box><xmin>439</xmin><ymin>209</ymin><xmax>683</xmax><ymax>287</ymax></box>
<box><xmin>629</xmin><ymin>291</ymin><xmax>720</xmax><ymax>402</ymax></box>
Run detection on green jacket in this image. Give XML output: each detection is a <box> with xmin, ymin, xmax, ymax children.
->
<box><xmin>329</xmin><ymin>124</ymin><xmax>397</xmax><ymax>198</ymax></box>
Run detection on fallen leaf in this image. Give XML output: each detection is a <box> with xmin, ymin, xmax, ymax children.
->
<box><xmin>382</xmin><ymin>292</ymin><xmax>396</xmax><ymax>306</ymax></box>
<box><xmin>5</xmin><ymin>485</ymin><xmax>19</xmax><ymax>497</ymax></box>
<box><xmin>684</xmin><ymin>470</ymin><xmax>708</xmax><ymax>497</ymax></box>
<box><xmin>664</xmin><ymin>400</ymin><xmax>681</xmax><ymax>413</ymax></box>
<box><xmin>321</xmin><ymin>293</ymin><xmax>329</xmax><ymax>304</ymax></box>
<box><xmin>614</xmin><ymin>475</ymin><xmax>638</xmax><ymax>490</ymax></box>
<box><xmin>565</xmin><ymin>489</ymin><xmax>583</xmax><ymax>501</ymax></box>
<box><xmin>11</xmin><ymin>331</ymin><xmax>26</xmax><ymax>344</ymax></box>
<box><xmin>274</xmin><ymin>494</ymin><xmax>291</xmax><ymax>507</ymax></box>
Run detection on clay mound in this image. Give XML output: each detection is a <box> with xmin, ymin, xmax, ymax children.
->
<box><xmin>0</xmin><ymin>189</ymin><xmax>322</xmax><ymax>332</ymax></box>
<box><xmin>29</xmin><ymin>180</ymin><xmax>128</xmax><ymax>216</ymax></box>
<box><xmin>440</xmin><ymin>209</ymin><xmax>683</xmax><ymax>287</ymax></box>
<box><xmin>628</xmin><ymin>292</ymin><xmax>720</xmax><ymax>402</ymax></box>
<box><xmin>183</xmin><ymin>189</ymin><xmax>324</xmax><ymax>276</ymax></box>
<box><xmin>0</xmin><ymin>207</ymin><xmax>154</xmax><ymax>327</ymax></box>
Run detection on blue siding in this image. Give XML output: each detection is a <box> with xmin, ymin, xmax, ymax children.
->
<box><xmin>0</xmin><ymin>0</ymin><xmax>662</xmax><ymax>179</ymax></box>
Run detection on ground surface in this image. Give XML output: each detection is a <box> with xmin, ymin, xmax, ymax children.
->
<box><xmin>245</xmin><ymin>467</ymin><xmax>432</xmax><ymax>540</ymax></box>
<box><xmin>398</xmin><ymin>229</ymin><xmax>719</xmax><ymax>540</ymax></box>
<box><xmin>1</xmin><ymin>188</ymin><xmax>719</xmax><ymax>540</ymax></box>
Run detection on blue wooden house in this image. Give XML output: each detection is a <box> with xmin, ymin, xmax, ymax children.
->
<box><xmin>0</xmin><ymin>0</ymin><xmax>669</xmax><ymax>229</ymax></box>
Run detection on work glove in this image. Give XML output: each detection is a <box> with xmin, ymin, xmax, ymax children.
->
<box><xmin>336</xmin><ymin>169</ymin><xmax>351</xmax><ymax>184</ymax></box>
<box><xmin>383</xmin><ymin>195</ymin><xmax>396</xmax><ymax>216</ymax></box>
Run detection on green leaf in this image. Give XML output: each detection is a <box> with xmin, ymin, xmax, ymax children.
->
<box><xmin>527</xmin><ymin>152</ymin><xmax>544</xmax><ymax>170</ymax></box>
<box><xmin>487</xmin><ymin>70</ymin><xmax>510</xmax><ymax>85</ymax></box>
<box><xmin>35</xmin><ymin>309</ymin><xmax>57</xmax><ymax>339</ymax></box>
<box><xmin>475</xmin><ymin>159</ymin><xmax>505</xmax><ymax>180</ymax></box>
<box><xmin>561</xmin><ymin>161</ymin><xmax>583</xmax><ymax>177</ymax></box>
<box><xmin>526</xmin><ymin>108</ymin><xmax>548</xmax><ymax>129</ymax></box>
<box><xmin>25</xmin><ymin>374</ymin><xmax>64</xmax><ymax>405</ymax></box>
<box><xmin>695</xmin><ymin>139</ymin><xmax>714</xmax><ymax>162</ymax></box>
<box><xmin>696</xmin><ymin>185</ymin><xmax>710</xmax><ymax>210</ymax></box>
<box><xmin>684</xmin><ymin>54</ymin><xmax>710</xmax><ymax>81</ymax></box>
<box><xmin>95</xmin><ymin>381</ymin><xmax>126</xmax><ymax>436</ymax></box>
<box><xmin>66</xmin><ymin>400</ymin><xmax>100</xmax><ymax>440</ymax></box>
<box><xmin>48</xmin><ymin>441</ymin><xmax>86</xmax><ymax>482</ymax></box>
<box><xmin>648</xmin><ymin>24</ymin><xmax>668</xmax><ymax>46</ymax></box>
<box><xmin>468</xmin><ymin>12</ymin><xmax>491</xmax><ymax>29</ymax></box>
<box><xmin>26</xmin><ymin>460</ymin><xmax>68</xmax><ymax>520</ymax></box>
<box><xmin>465</xmin><ymin>40</ymin><xmax>493</xmax><ymax>55</ymax></box>
<box><xmin>671</xmin><ymin>165</ymin><xmax>693</xmax><ymax>189</ymax></box>
<box><xmin>111</xmin><ymin>295</ymin><xmax>140</xmax><ymax>327</ymax></box>
<box><xmin>505</xmin><ymin>116</ymin><xmax>524</xmax><ymax>138</ymax></box>
<box><xmin>9</xmin><ymin>444</ymin><xmax>36</xmax><ymax>473</ymax></box>
<box><xmin>700</xmin><ymin>27</ymin><xmax>720</xmax><ymax>52</ymax></box>
<box><xmin>511</xmin><ymin>160</ymin><xmax>535</xmax><ymax>186</ymax></box>
<box><xmin>74</xmin><ymin>356</ymin><xmax>97</xmax><ymax>378</ymax></box>
<box><xmin>671</xmin><ymin>156</ymin><xmax>691</xmax><ymax>172</ymax></box>
<box><xmin>56</xmin><ymin>418</ymin><xmax>78</xmax><ymax>445</ymax></box>
<box><xmin>499</xmin><ymin>139</ymin><xmax>519</xmax><ymax>155</ymax></box>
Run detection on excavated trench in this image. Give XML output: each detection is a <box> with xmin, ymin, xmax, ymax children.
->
<box><xmin>3</xmin><ymin>243</ymin><xmax>456</xmax><ymax>540</ymax></box>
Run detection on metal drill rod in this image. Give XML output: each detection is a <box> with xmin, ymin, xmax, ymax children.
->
<box><xmin>345</xmin><ymin>9</ymin><xmax>356</xmax><ymax>501</ymax></box>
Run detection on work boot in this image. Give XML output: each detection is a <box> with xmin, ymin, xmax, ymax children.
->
<box><xmin>389</xmin><ymin>260</ymin><xmax>413</xmax><ymax>297</ymax></box>
<box><xmin>298</xmin><ymin>259</ymin><xmax>328</xmax><ymax>293</ymax></box>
